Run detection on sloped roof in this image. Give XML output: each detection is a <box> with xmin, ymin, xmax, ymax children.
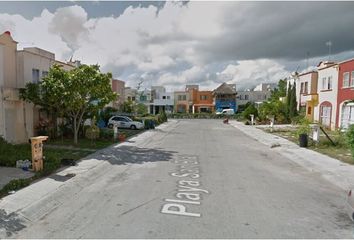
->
<box><xmin>213</xmin><ymin>82</ymin><xmax>236</xmax><ymax>95</ymax></box>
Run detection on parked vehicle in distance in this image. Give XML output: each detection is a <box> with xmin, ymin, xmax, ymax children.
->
<box><xmin>216</xmin><ymin>109</ymin><xmax>235</xmax><ymax>115</ymax></box>
<box><xmin>347</xmin><ymin>189</ymin><xmax>354</xmax><ymax>221</ymax></box>
<box><xmin>107</xmin><ymin>116</ymin><xmax>144</xmax><ymax>130</ymax></box>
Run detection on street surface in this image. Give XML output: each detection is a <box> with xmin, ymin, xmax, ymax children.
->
<box><xmin>2</xmin><ymin>120</ymin><xmax>354</xmax><ymax>238</ymax></box>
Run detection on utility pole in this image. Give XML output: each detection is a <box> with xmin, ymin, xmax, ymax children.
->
<box><xmin>326</xmin><ymin>41</ymin><xmax>332</xmax><ymax>61</ymax></box>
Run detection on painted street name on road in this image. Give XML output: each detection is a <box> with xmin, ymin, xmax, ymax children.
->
<box><xmin>161</xmin><ymin>155</ymin><xmax>209</xmax><ymax>217</ymax></box>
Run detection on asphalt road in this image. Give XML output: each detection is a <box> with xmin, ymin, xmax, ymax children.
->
<box><xmin>9</xmin><ymin>120</ymin><xmax>354</xmax><ymax>238</ymax></box>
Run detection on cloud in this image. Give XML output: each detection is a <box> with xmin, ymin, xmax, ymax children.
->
<box><xmin>217</xmin><ymin>59</ymin><xmax>290</xmax><ymax>90</ymax></box>
<box><xmin>48</xmin><ymin>5</ymin><xmax>88</xmax><ymax>50</ymax></box>
<box><xmin>1</xmin><ymin>2</ymin><xmax>354</xmax><ymax>91</ymax></box>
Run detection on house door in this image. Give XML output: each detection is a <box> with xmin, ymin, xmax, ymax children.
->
<box><xmin>320</xmin><ymin>106</ymin><xmax>331</xmax><ymax>128</ymax></box>
<box><xmin>341</xmin><ymin>104</ymin><xmax>354</xmax><ymax>129</ymax></box>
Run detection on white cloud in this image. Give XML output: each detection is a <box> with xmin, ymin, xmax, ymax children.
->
<box><xmin>217</xmin><ymin>59</ymin><xmax>290</xmax><ymax>90</ymax></box>
<box><xmin>48</xmin><ymin>5</ymin><xmax>88</xmax><ymax>50</ymax></box>
<box><xmin>1</xmin><ymin>2</ymin><xmax>351</xmax><ymax>91</ymax></box>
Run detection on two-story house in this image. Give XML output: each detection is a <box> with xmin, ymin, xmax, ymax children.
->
<box><xmin>336</xmin><ymin>58</ymin><xmax>354</xmax><ymax>129</ymax></box>
<box><xmin>150</xmin><ymin>86</ymin><xmax>173</xmax><ymax>114</ymax></box>
<box><xmin>213</xmin><ymin>82</ymin><xmax>237</xmax><ymax>112</ymax></box>
<box><xmin>174</xmin><ymin>90</ymin><xmax>189</xmax><ymax>113</ymax></box>
<box><xmin>296</xmin><ymin>71</ymin><xmax>318</xmax><ymax>121</ymax></box>
<box><xmin>314</xmin><ymin>61</ymin><xmax>339</xmax><ymax>130</ymax></box>
<box><xmin>192</xmin><ymin>90</ymin><xmax>214</xmax><ymax>113</ymax></box>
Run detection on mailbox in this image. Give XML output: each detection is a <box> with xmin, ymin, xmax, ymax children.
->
<box><xmin>30</xmin><ymin>136</ymin><xmax>48</xmax><ymax>172</ymax></box>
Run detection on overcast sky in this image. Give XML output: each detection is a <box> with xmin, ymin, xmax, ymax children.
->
<box><xmin>1</xmin><ymin>1</ymin><xmax>354</xmax><ymax>91</ymax></box>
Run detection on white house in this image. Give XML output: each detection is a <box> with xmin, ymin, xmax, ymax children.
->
<box><xmin>314</xmin><ymin>61</ymin><xmax>339</xmax><ymax>130</ymax></box>
<box><xmin>295</xmin><ymin>71</ymin><xmax>318</xmax><ymax>121</ymax></box>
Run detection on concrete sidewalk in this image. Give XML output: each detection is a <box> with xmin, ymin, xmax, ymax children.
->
<box><xmin>0</xmin><ymin>120</ymin><xmax>179</xmax><ymax>238</ymax></box>
<box><xmin>229</xmin><ymin>120</ymin><xmax>354</xmax><ymax>191</ymax></box>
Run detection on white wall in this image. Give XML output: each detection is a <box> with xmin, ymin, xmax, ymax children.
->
<box><xmin>0</xmin><ymin>45</ymin><xmax>5</xmax><ymax>139</ymax></box>
<box><xmin>153</xmin><ymin>92</ymin><xmax>174</xmax><ymax>106</ymax></box>
<box><xmin>314</xmin><ymin>65</ymin><xmax>338</xmax><ymax>129</ymax></box>
<box><xmin>297</xmin><ymin>73</ymin><xmax>313</xmax><ymax>109</ymax></box>
<box><xmin>17</xmin><ymin>49</ymin><xmax>55</xmax><ymax>88</ymax></box>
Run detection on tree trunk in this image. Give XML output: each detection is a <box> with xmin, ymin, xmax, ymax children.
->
<box><xmin>51</xmin><ymin>111</ymin><xmax>57</xmax><ymax>138</ymax></box>
<box><xmin>73</xmin><ymin>117</ymin><xmax>78</xmax><ymax>145</ymax></box>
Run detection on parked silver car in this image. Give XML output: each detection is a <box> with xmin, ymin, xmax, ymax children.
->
<box><xmin>107</xmin><ymin>116</ymin><xmax>144</xmax><ymax>130</ymax></box>
<box><xmin>347</xmin><ymin>189</ymin><xmax>354</xmax><ymax>221</ymax></box>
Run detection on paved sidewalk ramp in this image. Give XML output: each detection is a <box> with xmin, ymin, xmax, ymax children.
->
<box><xmin>230</xmin><ymin>120</ymin><xmax>354</xmax><ymax>191</ymax></box>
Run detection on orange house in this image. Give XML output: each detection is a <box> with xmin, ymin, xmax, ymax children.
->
<box><xmin>192</xmin><ymin>90</ymin><xmax>214</xmax><ymax>113</ymax></box>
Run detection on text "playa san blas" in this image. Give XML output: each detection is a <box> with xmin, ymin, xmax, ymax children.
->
<box><xmin>161</xmin><ymin>155</ymin><xmax>209</xmax><ymax>217</ymax></box>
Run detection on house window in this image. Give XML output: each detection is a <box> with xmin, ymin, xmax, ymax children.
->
<box><xmin>162</xmin><ymin>96</ymin><xmax>166</xmax><ymax>99</ymax></box>
<box><xmin>132</xmin><ymin>96</ymin><xmax>136</xmax><ymax>101</ymax></box>
<box><xmin>327</xmin><ymin>76</ymin><xmax>332</xmax><ymax>90</ymax></box>
<box><xmin>167</xmin><ymin>96</ymin><xmax>170</xmax><ymax>99</ymax></box>
<box><xmin>300</xmin><ymin>82</ymin><xmax>304</xmax><ymax>93</ymax></box>
<box><xmin>341</xmin><ymin>104</ymin><xmax>354</xmax><ymax>129</ymax></box>
<box><xmin>351</xmin><ymin>71</ymin><xmax>354</xmax><ymax>87</ymax></box>
<box><xmin>178</xmin><ymin>95</ymin><xmax>186</xmax><ymax>101</ymax></box>
<box><xmin>304</xmin><ymin>82</ymin><xmax>308</xmax><ymax>94</ymax></box>
<box><xmin>32</xmin><ymin>69</ymin><xmax>40</xmax><ymax>83</ymax></box>
<box><xmin>200</xmin><ymin>95</ymin><xmax>208</xmax><ymax>100</ymax></box>
<box><xmin>244</xmin><ymin>95</ymin><xmax>249</xmax><ymax>100</ymax></box>
<box><xmin>322</xmin><ymin>77</ymin><xmax>327</xmax><ymax>90</ymax></box>
<box><xmin>343</xmin><ymin>72</ymin><xmax>350</xmax><ymax>87</ymax></box>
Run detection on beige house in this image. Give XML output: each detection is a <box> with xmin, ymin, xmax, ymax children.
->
<box><xmin>0</xmin><ymin>31</ymin><xmax>75</xmax><ymax>143</ymax></box>
<box><xmin>0</xmin><ymin>31</ymin><xmax>27</xmax><ymax>143</ymax></box>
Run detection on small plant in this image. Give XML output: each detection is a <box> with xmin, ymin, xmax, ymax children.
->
<box><xmin>85</xmin><ymin>125</ymin><xmax>100</xmax><ymax>140</ymax></box>
<box><xmin>296</xmin><ymin>118</ymin><xmax>311</xmax><ymax>147</ymax></box>
<box><xmin>346</xmin><ymin>125</ymin><xmax>354</xmax><ymax>160</ymax></box>
<box><xmin>296</xmin><ymin>118</ymin><xmax>311</xmax><ymax>136</ymax></box>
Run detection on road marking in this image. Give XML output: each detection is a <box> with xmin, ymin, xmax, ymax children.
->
<box><xmin>161</xmin><ymin>155</ymin><xmax>209</xmax><ymax>218</ymax></box>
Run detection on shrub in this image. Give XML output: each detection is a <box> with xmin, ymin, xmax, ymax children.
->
<box><xmin>242</xmin><ymin>104</ymin><xmax>258</xmax><ymax>120</ymax></box>
<box><xmin>346</xmin><ymin>125</ymin><xmax>354</xmax><ymax>158</ymax></box>
<box><xmin>85</xmin><ymin>125</ymin><xmax>100</xmax><ymax>140</ymax></box>
<box><xmin>1</xmin><ymin>178</ymin><xmax>30</xmax><ymax>193</ymax></box>
<box><xmin>158</xmin><ymin>111</ymin><xmax>168</xmax><ymax>123</ymax></box>
<box><xmin>296</xmin><ymin>118</ymin><xmax>311</xmax><ymax>136</ymax></box>
<box><xmin>100</xmin><ymin>128</ymin><xmax>114</xmax><ymax>140</ymax></box>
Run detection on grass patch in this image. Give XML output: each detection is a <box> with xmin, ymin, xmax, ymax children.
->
<box><xmin>263</xmin><ymin>127</ymin><xmax>354</xmax><ymax>165</ymax></box>
<box><xmin>0</xmin><ymin>127</ymin><xmax>146</xmax><ymax>198</ymax></box>
<box><xmin>47</xmin><ymin>128</ymin><xmax>145</xmax><ymax>149</ymax></box>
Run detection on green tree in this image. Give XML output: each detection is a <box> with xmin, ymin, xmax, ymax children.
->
<box><xmin>122</xmin><ymin>100</ymin><xmax>135</xmax><ymax>113</ymax></box>
<box><xmin>136</xmin><ymin>103</ymin><xmax>148</xmax><ymax>115</ymax></box>
<box><xmin>288</xmin><ymin>82</ymin><xmax>298</xmax><ymax>119</ymax></box>
<box><xmin>270</xmin><ymin>79</ymin><xmax>287</xmax><ymax>101</ymax></box>
<box><xmin>20</xmin><ymin>65</ymin><xmax>69</xmax><ymax>137</ymax></box>
<box><xmin>21</xmin><ymin>64</ymin><xmax>116</xmax><ymax>144</ymax></box>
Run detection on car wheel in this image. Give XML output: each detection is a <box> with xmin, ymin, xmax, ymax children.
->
<box><xmin>130</xmin><ymin>125</ymin><xmax>136</xmax><ymax>130</ymax></box>
<box><xmin>108</xmin><ymin>124</ymin><xmax>113</xmax><ymax>129</ymax></box>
